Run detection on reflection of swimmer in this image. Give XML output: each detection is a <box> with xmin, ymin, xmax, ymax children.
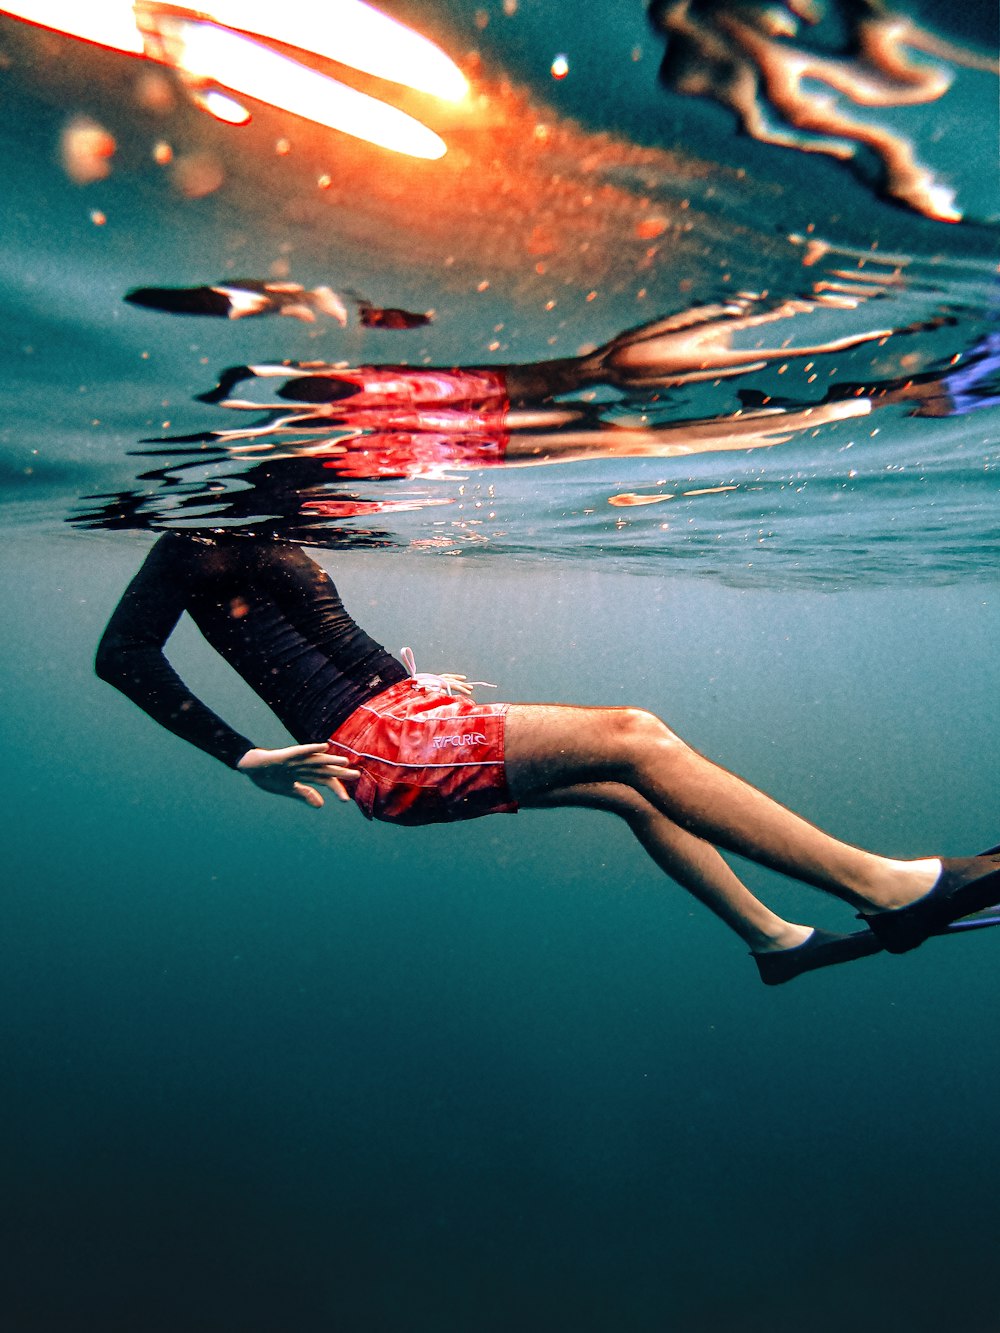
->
<box><xmin>125</xmin><ymin>280</ymin><xmax>349</xmax><ymax>325</ymax></box>
<box><xmin>189</xmin><ymin>293</ymin><xmax>902</xmax><ymax>474</ymax></box>
<box><xmin>205</xmin><ymin>292</ymin><xmax>901</xmax><ymax>403</ymax></box>
<box><xmin>97</xmin><ymin>532</ymin><xmax>1000</xmax><ymax>986</ymax></box>
<box><xmin>752</xmin><ymin>326</ymin><xmax>1000</xmax><ymax>424</ymax></box>
<box><xmin>236</xmin><ymin>398</ymin><xmax>870</xmax><ymax>481</ymax></box>
<box><xmin>126</xmin><ymin>280</ymin><xmax>438</xmax><ymax>331</ymax></box>
<box><xmin>890</xmin><ymin>331</ymin><xmax>1000</xmax><ymax>418</ymax></box>
<box><xmin>348</xmin><ymin>292</ymin><xmax>433</xmax><ymax>329</ymax></box>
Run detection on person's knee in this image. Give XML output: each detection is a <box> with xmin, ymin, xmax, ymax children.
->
<box><xmin>614</xmin><ymin>707</ymin><xmax>680</xmax><ymax>749</ymax></box>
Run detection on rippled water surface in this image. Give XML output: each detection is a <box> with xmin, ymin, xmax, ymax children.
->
<box><xmin>3</xmin><ymin>0</ymin><xmax>997</xmax><ymax>581</ymax></box>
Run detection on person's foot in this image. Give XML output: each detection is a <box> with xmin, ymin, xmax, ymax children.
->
<box><xmin>752</xmin><ymin>927</ymin><xmax>883</xmax><ymax>987</ymax></box>
<box><xmin>862</xmin><ymin>846</ymin><xmax>1000</xmax><ymax>954</ymax></box>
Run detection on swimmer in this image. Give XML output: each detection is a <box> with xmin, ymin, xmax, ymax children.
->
<box><xmin>96</xmin><ymin>533</ymin><xmax>1000</xmax><ymax>986</ymax></box>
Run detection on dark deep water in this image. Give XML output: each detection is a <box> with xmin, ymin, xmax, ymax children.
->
<box><xmin>1</xmin><ymin>0</ymin><xmax>999</xmax><ymax>1329</ymax></box>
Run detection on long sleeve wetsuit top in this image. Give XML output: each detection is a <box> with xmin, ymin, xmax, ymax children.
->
<box><xmin>96</xmin><ymin>533</ymin><xmax>408</xmax><ymax>767</ymax></box>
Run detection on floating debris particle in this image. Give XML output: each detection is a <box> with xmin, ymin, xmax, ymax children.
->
<box><xmin>635</xmin><ymin>216</ymin><xmax>668</xmax><ymax>240</ymax></box>
<box><xmin>790</xmin><ymin>235</ymin><xmax>832</xmax><ymax>267</ymax></box>
<box><xmin>609</xmin><ymin>493</ymin><xmax>673</xmax><ymax>506</ymax></box>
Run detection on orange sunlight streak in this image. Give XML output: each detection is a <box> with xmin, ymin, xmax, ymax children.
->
<box><xmin>0</xmin><ymin>0</ymin><xmax>466</xmax><ymax>157</ymax></box>
<box><xmin>141</xmin><ymin>17</ymin><xmax>449</xmax><ymax>158</ymax></box>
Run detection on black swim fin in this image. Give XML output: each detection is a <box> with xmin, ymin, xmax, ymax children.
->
<box><xmin>863</xmin><ymin>845</ymin><xmax>1000</xmax><ymax>953</ymax></box>
<box><xmin>753</xmin><ymin>927</ymin><xmax>882</xmax><ymax>986</ymax></box>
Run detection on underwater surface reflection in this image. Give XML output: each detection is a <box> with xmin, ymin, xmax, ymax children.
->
<box><xmin>1</xmin><ymin>0</ymin><xmax>997</xmax><ymax>582</ymax></box>
<box><xmin>74</xmin><ymin>266</ymin><xmax>999</xmax><ymax>580</ymax></box>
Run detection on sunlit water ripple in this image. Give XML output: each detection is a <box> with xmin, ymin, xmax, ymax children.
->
<box><xmin>0</xmin><ymin>0</ymin><xmax>996</xmax><ymax>585</ymax></box>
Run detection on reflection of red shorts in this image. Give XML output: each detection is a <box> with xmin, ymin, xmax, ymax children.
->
<box><xmin>320</xmin><ymin>429</ymin><xmax>508</xmax><ymax>480</ymax></box>
<box><xmin>297</xmin><ymin>367</ymin><xmax>509</xmax><ymax>425</ymax></box>
<box><xmin>327</xmin><ymin>679</ymin><xmax>518</xmax><ymax>826</ymax></box>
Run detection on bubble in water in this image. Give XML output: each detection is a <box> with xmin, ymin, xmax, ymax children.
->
<box><xmin>135</xmin><ymin>70</ymin><xmax>176</xmax><ymax>114</ymax></box>
<box><xmin>171</xmin><ymin>152</ymin><xmax>225</xmax><ymax>198</ymax></box>
<box><xmin>61</xmin><ymin>117</ymin><xmax>116</xmax><ymax>185</ymax></box>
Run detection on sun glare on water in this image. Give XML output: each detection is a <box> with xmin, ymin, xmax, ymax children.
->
<box><xmin>0</xmin><ymin>0</ymin><xmax>468</xmax><ymax>157</ymax></box>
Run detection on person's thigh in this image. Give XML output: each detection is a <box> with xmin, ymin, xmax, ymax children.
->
<box><xmin>504</xmin><ymin>703</ymin><xmax>656</xmax><ymax>802</ymax></box>
<box><xmin>518</xmin><ymin>776</ymin><xmax>655</xmax><ymax>818</ymax></box>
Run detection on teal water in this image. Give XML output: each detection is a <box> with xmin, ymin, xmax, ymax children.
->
<box><xmin>1</xmin><ymin>1</ymin><xmax>999</xmax><ymax>1329</ymax></box>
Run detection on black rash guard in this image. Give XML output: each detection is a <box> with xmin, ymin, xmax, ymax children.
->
<box><xmin>95</xmin><ymin>533</ymin><xmax>408</xmax><ymax>768</ymax></box>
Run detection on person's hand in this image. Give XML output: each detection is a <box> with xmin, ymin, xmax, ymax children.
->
<box><xmin>437</xmin><ymin>673</ymin><xmax>475</xmax><ymax>697</ymax></box>
<box><xmin>401</xmin><ymin>647</ymin><xmax>492</xmax><ymax>699</ymax></box>
<box><xmin>236</xmin><ymin>744</ymin><xmax>359</xmax><ymax>808</ymax></box>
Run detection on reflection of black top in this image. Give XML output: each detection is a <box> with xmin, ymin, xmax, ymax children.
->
<box><xmin>96</xmin><ymin>534</ymin><xmax>407</xmax><ymax>768</ymax></box>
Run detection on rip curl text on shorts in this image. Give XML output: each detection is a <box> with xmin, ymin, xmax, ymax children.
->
<box><xmin>327</xmin><ymin>679</ymin><xmax>518</xmax><ymax>826</ymax></box>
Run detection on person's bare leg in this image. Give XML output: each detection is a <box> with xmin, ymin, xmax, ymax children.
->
<box><xmin>527</xmin><ymin>779</ymin><xmax>811</xmax><ymax>950</ymax></box>
<box><xmin>505</xmin><ymin>704</ymin><xmax>940</xmax><ymax>912</ymax></box>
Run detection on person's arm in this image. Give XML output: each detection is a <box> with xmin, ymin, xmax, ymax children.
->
<box><xmin>96</xmin><ymin>537</ymin><xmax>359</xmax><ymax>805</ymax></box>
<box><xmin>95</xmin><ymin>536</ymin><xmax>256</xmax><ymax>768</ymax></box>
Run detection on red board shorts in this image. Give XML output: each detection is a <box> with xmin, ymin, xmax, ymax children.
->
<box><xmin>327</xmin><ymin>679</ymin><xmax>518</xmax><ymax>826</ymax></box>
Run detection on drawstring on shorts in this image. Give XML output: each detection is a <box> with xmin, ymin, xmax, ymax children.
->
<box><xmin>400</xmin><ymin>646</ymin><xmax>496</xmax><ymax>697</ymax></box>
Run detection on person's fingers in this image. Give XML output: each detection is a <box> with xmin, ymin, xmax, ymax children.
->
<box><xmin>302</xmin><ymin>751</ymin><xmax>356</xmax><ymax>769</ymax></box>
<box><xmin>302</xmin><ymin>757</ymin><xmax>359</xmax><ymax>780</ymax></box>
<box><xmin>329</xmin><ymin>778</ymin><xmax>351</xmax><ymax>802</ymax></box>
<box><xmin>448</xmin><ymin>679</ymin><xmax>475</xmax><ymax>695</ymax></box>
<box><xmin>318</xmin><ymin>755</ymin><xmax>360</xmax><ymax>773</ymax></box>
<box><xmin>439</xmin><ymin>674</ymin><xmax>474</xmax><ymax>696</ymax></box>
<box><xmin>293</xmin><ymin>782</ymin><xmax>324</xmax><ymax>808</ymax></box>
<box><xmin>247</xmin><ymin>745</ymin><xmax>317</xmax><ymax>768</ymax></box>
<box><xmin>264</xmin><ymin>743</ymin><xmax>329</xmax><ymax>765</ymax></box>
